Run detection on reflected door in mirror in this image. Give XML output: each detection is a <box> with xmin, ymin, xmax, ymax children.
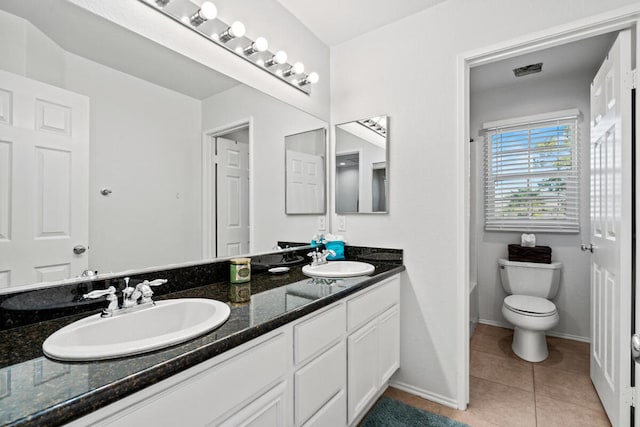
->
<box><xmin>216</xmin><ymin>137</ymin><xmax>250</xmax><ymax>257</ymax></box>
<box><xmin>0</xmin><ymin>71</ymin><xmax>89</xmax><ymax>287</ymax></box>
<box><xmin>285</xmin><ymin>128</ymin><xmax>326</xmax><ymax>214</ymax></box>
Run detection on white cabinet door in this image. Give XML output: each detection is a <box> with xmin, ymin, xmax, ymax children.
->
<box><xmin>377</xmin><ymin>305</ymin><xmax>400</xmax><ymax>386</ymax></box>
<box><xmin>294</xmin><ymin>341</ymin><xmax>346</xmax><ymax>426</ymax></box>
<box><xmin>347</xmin><ymin>321</ymin><xmax>378</xmax><ymax>424</ymax></box>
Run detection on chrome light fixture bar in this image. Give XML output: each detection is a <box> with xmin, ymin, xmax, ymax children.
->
<box><xmin>138</xmin><ymin>0</ymin><xmax>319</xmax><ymax>95</ymax></box>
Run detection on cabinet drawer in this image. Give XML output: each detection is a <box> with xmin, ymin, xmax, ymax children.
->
<box><xmin>294</xmin><ymin>303</ymin><xmax>346</xmax><ymax>365</ymax></box>
<box><xmin>295</xmin><ymin>341</ymin><xmax>346</xmax><ymax>426</ymax></box>
<box><xmin>302</xmin><ymin>390</ymin><xmax>346</xmax><ymax>427</ymax></box>
<box><xmin>104</xmin><ymin>333</ymin><xmax>287</xmax><ymax>426</ymax></box>
<box><xmin>348</xmin><ymin>276</ymin><xmax>399</xmax><ymax>331</ymax></box>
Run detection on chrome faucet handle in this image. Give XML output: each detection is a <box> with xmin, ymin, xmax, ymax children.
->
<box><xmin>83</xmin><ymin>286</ymin><xmax>116</xmax><ymax>300</ymax></box>
<box><xmin>83</xmin><ymin>286</ymin><xmax>118</xmax><ymax>315</ymax></box>
<box><xmin>135</xmin><ymin>279</ymin><xmax>167</xmax><ymax>304</ymax></box>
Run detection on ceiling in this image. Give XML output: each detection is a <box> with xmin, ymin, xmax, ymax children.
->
<box><xmin>471</xmin><ymin>32</ymin><xmax>617</xmax><ymax>93</ymax></box>
<box><xmin>276</xmin><ymin>0</ymin><xmax>446</xmax><ymax>46</ymax></box>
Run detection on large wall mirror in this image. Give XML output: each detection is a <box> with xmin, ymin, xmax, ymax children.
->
<box><xmin>285</xmin><ymin>128</ymin><xmax>326</xmax><ymax>214</ymax></box>
<box><xmin>335</xmin><ymin>115</ymin><xmax>389</xmax><ymax>214</ymax></box>
<box><xmin>0</xmin><ymin>1</ymin><xmax>327</xmax><ymax>290</ymax></box>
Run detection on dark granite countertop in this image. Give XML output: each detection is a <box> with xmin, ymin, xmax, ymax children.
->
<box><xmin>0</xmin><ymin>259</ymin><xmax>404</xmax><ymax>426</ymax></box>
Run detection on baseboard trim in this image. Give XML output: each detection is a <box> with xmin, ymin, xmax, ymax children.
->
<box><xmin>478</xmin><ymin>319</ymin><xmax>590</xmax><ymax>343</ymax></box>
<box><xmin>388</xmin><ymin>381</ymin><xmax>459</xmax><ymax>409</ymax></box>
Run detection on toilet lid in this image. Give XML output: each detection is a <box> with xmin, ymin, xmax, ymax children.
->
<box><xmin>504</xmin><ymin>295</ymin><xmax>557</xmax><ymax>316</ymax></box>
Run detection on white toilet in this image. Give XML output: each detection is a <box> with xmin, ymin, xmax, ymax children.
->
<box><xmin>498</xmin><ymin>258</ymin><xmax>562</xmax><ymax>362</ymax></box>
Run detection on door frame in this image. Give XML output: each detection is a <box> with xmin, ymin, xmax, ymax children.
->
<box><xmin>201</xmin><ymin>118</ymin><xmax>253</xmax><ymax>259</ymax></box>
<box><xmin>455</xmin><ymin>5</ymin><xmax>640</xmax><ymax>410</ymax></box>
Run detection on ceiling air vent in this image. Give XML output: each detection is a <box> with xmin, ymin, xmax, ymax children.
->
<box><xmin>513</xmin><ymin>63</ymin><xmax>543</xmax><ymax>77</ymax></box>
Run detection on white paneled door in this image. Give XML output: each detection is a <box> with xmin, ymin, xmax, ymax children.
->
<box><xmin>285</xmin><ymin>149</ymin><xmax>325</xmax><ymax>214</ymax></box>
<box><xmin>216</xmin><ymin>137</ymin><xmax>250</xmax><ymax>257</ymax></box>
<box><xmin>589</xmin><ymin>30</ymin><xmax>633</xmax><ymax>427</ymax></box>
<box><xmin>0</xmin><ymin>70</ymin><xmax>89</xmax><ymax>288</ymax></box>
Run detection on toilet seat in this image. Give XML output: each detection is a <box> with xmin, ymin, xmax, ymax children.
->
<box><xmin>503</xmin><ymin>295</ymin><xmax>557</xmax><ymax>317</ymax></box>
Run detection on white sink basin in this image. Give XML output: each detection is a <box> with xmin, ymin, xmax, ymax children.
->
<box><xmin>302</xmin><ymin>261</ymin><xmax>375</xmax><ymax>278</ymax></box>
<box><xmin>43</xmin><ymin>298</ymin><xmax>231</xmax><ymax>361</ymax></box>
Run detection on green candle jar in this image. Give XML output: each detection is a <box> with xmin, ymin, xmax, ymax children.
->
<box><xmin>230</xmin><ymin>258</ymin><xmax>251</xmax><ymax>284</ymax></box>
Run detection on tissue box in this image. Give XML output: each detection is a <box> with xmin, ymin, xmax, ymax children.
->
<box><xmin>325</xmin><ymin>241</ymin><xmax>345</xmax><ymax>260</ymax></box>
<box><xmin>508</xmin><ymin>244</ymin><xmax>552</xmax><ymax>264</ymax></box>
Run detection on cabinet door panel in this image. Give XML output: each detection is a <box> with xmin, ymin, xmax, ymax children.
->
<box><xmin>302</xmin><ymin>390</ymin><xmax>346</xmax><ymax>427</ymax></box>
<box><xmin>377</xmin><ymin>305</ymin><xmax>400</xmax><ymax>386</ymax></box>
<box><xmin>295</xmin><ymin>341</ymin><xmax>346</xmax><ymax>425</ymax></box>
<box><xmin>347</xmin><ymin>322</ymin><xmax>378</xmax><ymax>424</ymax></box>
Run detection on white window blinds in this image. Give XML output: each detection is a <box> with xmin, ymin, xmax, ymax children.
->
<box><xmin>484</xmin><ymin>112</ymin><xmax>580</xmax><ymax>233</ymax></box>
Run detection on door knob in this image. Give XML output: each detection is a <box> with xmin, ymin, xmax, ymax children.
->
<box><xmin>73</xmin><ymin>245</ymin><xmax>87</xmax><ymax>255</ymax></box>
<box><xmin>632</xmin><ymin>334</ymin><xmax>640</xmax><ymax>363</ymax></box>
<box><xmin>580</xmin><ymin>243</ymin><xmax>595</xmax><ymax>253</ymax></box>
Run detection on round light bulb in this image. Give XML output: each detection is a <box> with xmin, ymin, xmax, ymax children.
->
<box><xmin>292</xmin><ymin>62</ymin><xmax>305</xmax><ymax>75</ymax></box>
<box><xmin>230</xmin><ymin>21</ymin><xmax>246</xmax><ymax>38</ymax></box>
<box><xmin>274</xmin><ymin>50</ymin><xmax>288</xmax><ymax>64</ymax></box>
<box><xmin>199</xmin><ymin>1</ymin><xmax>217</xmax><ymax>20</ymax></box>
<box><xmin>307</xmin><ymin>72</ymin><xmax>319</xmax><ymax>84</ymax></box>
<box><xmin>253</xmin><ymin>37</ymin><xmax>268</xmax><ymax>52</ymax></box>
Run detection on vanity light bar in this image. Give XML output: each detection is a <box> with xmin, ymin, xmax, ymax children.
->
<box><xmin>140</xmin><ymin>0</ymin><xmax>319</xmax><ymax>95</ymax></box>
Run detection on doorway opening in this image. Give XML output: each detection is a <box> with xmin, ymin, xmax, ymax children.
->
<box><xmin>202</xmin><ymin>120</ymin><xmax>252</xmax><ymax>259</ymax></box>
<box><xmin>462</xmin><ymin>17</ymin><xmax>638</xmax><ymax>426</ymax></box>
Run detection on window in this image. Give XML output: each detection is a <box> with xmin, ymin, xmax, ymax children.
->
<box><xmin>484</xmin><ymin>111</ymin><xmax>580</xmax><ymax>233</ymax></box>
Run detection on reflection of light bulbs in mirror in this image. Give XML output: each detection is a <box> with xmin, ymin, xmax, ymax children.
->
<box><xmin>190</xmin><ymin>1</ymin><xmax>217</xmax><ymax>26</ymax></box>
<box><xmin>219</xmin><ymin>21</ymin><xmax>246</xmax><ymax>42</ymax></box>
<box><xmin>265</xmin><ymin>50</ymin><xmax>288</xmax><ymax>67</ymax></box>
<box><xmin>283</xmin><ymin>62</ymin><xmax>304</xmax><ymax>77</ymax></box>
<box><xmin>244</xmin><ymin>37</ymin><xmax>268</xmax><ymax>55</ymax></box>
<box><xmin>300</xmin><ymin>72</ymin><xmax>319</xmax><ymax>86</ymax></box>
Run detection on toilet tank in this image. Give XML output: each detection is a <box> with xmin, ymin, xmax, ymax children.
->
<box><xmin>498</xmin><ymin>258</ymin><xmax>562</xmax><ymax>299</ymax></box>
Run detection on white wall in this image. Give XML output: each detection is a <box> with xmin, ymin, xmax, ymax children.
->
<box><xmin>64</xmin><ymin>53</ymin><xmax>202</xmax><ymax>274</ymax></box>
<box><xmin>68</xmin><ymin>0</ymin><xmax>330</xmax><ymax>121</ymax></box>
<box><xmin>330</xmin><ymin>0</ymin><xmax>638</xmax><ymax>406</ymax></box>
<box><xmin>470</xmin><ymin>71</ymin><xmax>594</xmax><ymax>340</ymax></box>
<box><xmin>0</xmin><ymin>9</ymin><xmax>65</xmax><ymax>88</ymax></box>
<box><xmin>202</xmin><ymin>84</ymin><xmax>327</xmax><ymax>252</ymax></box>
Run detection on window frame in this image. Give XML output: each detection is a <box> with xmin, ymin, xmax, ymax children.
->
<box><xmin>483</xmin><ymin>110</ymin><xmax>581</xmax><ymax>233</ymax></box>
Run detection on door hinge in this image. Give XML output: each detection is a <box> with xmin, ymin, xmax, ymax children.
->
<box><xmin>631</xmin><ymin>386</ymin><xmax>636</xmax><ymax>407</ymax></box>
<box><xmin>627</xmin><ymin>69</ymin><xmax>638</xmax><ymax>90</ymax></box>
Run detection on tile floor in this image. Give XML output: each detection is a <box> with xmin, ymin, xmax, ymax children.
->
<box><xmin>381</xmin><ymin>324</ymin><xmax>611</xmax><ymax>427</ymax></box>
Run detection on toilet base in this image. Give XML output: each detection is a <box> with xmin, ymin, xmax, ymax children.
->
<box><xmin>512</xmin><ymin>327</ymin><xmax>549</xmax><ymax>362</ymax></box>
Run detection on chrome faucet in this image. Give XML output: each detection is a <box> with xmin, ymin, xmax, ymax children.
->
<box><xmin>83</xmin><ymin>278</ymin><xmax>168</xmax><ymax>317</ymax></box>
<box><xmin>307</xmin><ymin>249</ymin><xmax>336</xmax><ymax>266</ymax></box>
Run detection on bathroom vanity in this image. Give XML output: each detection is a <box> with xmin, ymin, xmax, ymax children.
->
<box><xmin>0</xmin><ymin>247</ymin><xmax>403</xmax><ymax>427</ymax></box>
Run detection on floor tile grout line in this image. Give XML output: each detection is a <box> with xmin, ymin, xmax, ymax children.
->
<box><xmin>470</xmin><ymin>374</ymin><xmax>536</xmax><ymax>395</ymax></box>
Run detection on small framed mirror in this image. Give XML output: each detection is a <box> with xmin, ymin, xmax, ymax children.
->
<box><xmin>285</xmin><ymin>128</ymin><xmax>327</xmax><ymax>214</ymax></box>
<box><xmin>335</xmin><ymin>115</ymin><xmax>388</xmax><ymax>213</ymax></box>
